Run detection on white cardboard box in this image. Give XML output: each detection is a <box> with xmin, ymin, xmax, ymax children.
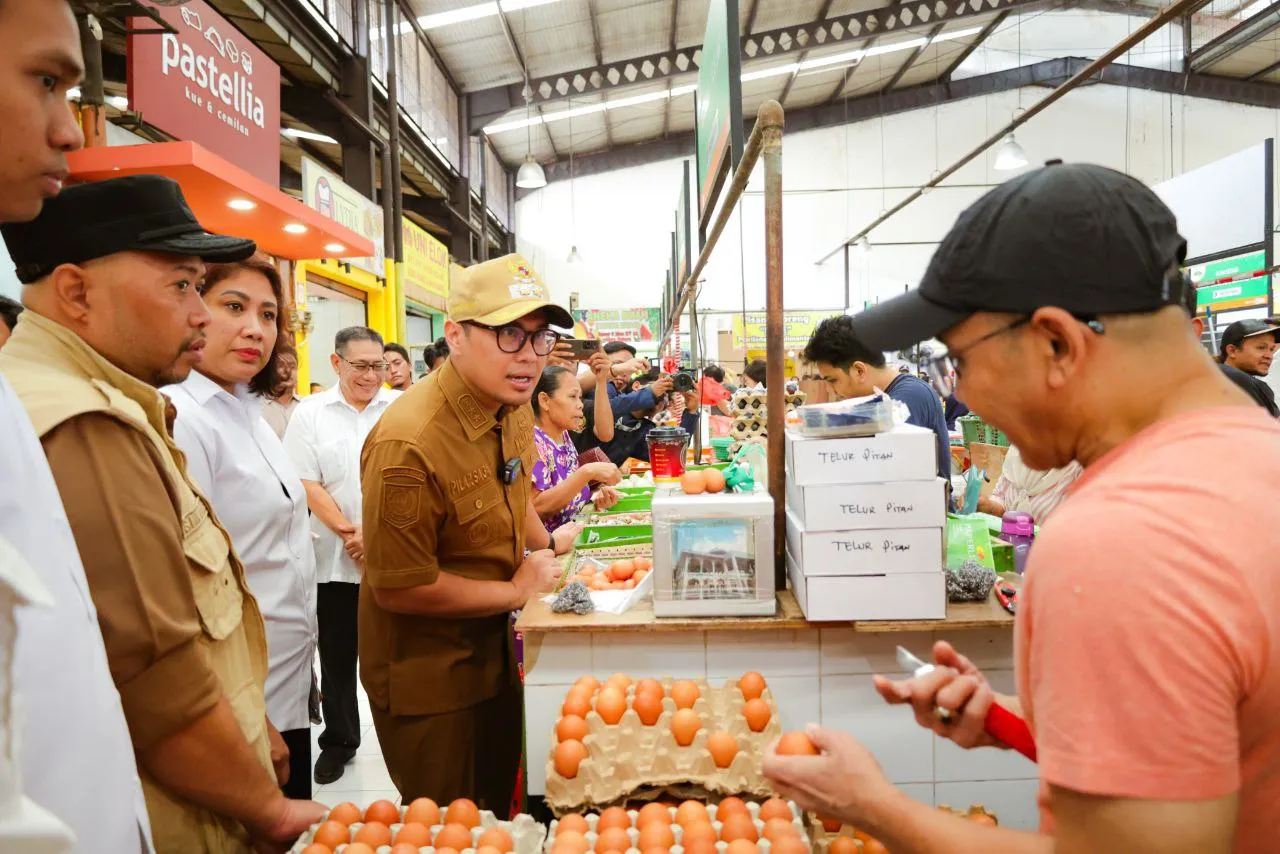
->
<box><xmin>786</xmin><ymin>477</ymin><xmax>948</xmax><ymax>532</ymax></box>
<box><xmin>786</xmin><ymin>423</ymin><xmax>938</xmax><ymax>486</ymax></box>
<box><xmin>786</xmin><ymin>508</ymin><xmax>943</xmax><ymax>576</ymax></box>
<box><xmin>787</xmin><ymin>550</ymin><xmax>947</xmax><ymax>622</ymax></box>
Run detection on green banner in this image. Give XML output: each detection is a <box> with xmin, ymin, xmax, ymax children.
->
<box><xmin>695</xmin><ymin>0</ymin><xmax>743</xmax><ymax>226</ymax></box>
<box><xmin>1186</xmin><ymin>250</ymin><xmax>1270</xmax><ymax>314</ymax></box>
<box><xmin>574</xmin><ymin>308</ymin><xmax>662</xmax><ymax>343</ymax></box>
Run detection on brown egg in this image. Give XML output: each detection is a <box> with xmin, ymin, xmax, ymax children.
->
<box><xmin>301</xmin><ymin>845</ymin><xmax>334</xmax><ymax>854</ymax></box>
<box><xmin>325</xmin><ymin>801</ymin><xmax>362</xmax><ymax>826</ymax></box>
<box><xmin>402</xmin><ymin>797</ymin><xmax>440</xmax><ymax>827</ymax></box>
<box><xmin>828</xmin><ymin>838</ymin><xmax>859</xmax><ymax>854</ymax></box>
<box><xmin>636</xmin><ymin>802</ymin><xmax>672</xmax><ymax>827</ymax></box>
<box><xmin>354</xmin><ymin>821</ymin><xmax>393</xmax><ymax>848</ymax></box>
<box><xmin>770</xmin><ymin>836</ymin><xmax>809</xmax><ymax>854</ymax></box>
<box><xmin>311</xmin><ymin>820</ymin><xmax>350</xmax><ymax>850</ymax></box>
<box><xmin>725</xmin><ymin>841</ymin><xmax>759</xmax><ymax>854</ymax></box>
<box><xmin>863</xmin><ymin>840</ymin><xmax>889</xmax><ymax>854</ymax></box>
<box><xmin>632</xmin><ymin>691</ymin><xmax>663</xmax><ymax>726</ymax></box>
<box><xmin>634</xmin><ymin>678</ymin><xmax>664</xmax><ymax>699</ymax></box>
<box><xmin>435</xmin><ymin>848</ymin><xmax>461</xmax><ymax>854</ymax></box>
<box><xmin>554</xmin><ymin>738</ymin><xmax>588</xmax><ymax>778</ymax></box>
<box><xmin>762</xmin><ymin>818</ymin><xmax>799</xmax><ymax>843</ymax></box>
<box><xmin>671</xmin><ymin>708</ymin><xmax>701</xmax><ymax>746</ymax></box>
<box><xmin>611</xmin><ymin>560</ymin><xmax>636</xmax><ymax>580</ymax></box>
<box><xmin>596</xmin><ymin>806</ymin><xmax>632</xmax><ymax>832</ymax></box>
<box><xmin>595</xmin><ymin>687</ymin><xmax>627</xmax><ymax>725</ymax></box>
<box><xmin>716</xmin><ymin>797</ymin><xmax>749</xmax><ymax>819</ymax></box>
<box><xmin>675</xmin><ymin>801</ymin><xmax>710</xmax><ymax>828</ymax></box>
<box><xmin>670</xmin><ymin>680</ymin><xmax>701</xmax><ymax>709</ymax></box>
<box><xmin>719</xmin><ymin>813</ymin><xmax>758</xmax><ymax>843</ymax></box>
<box><xmin>680</xmin><ymin>821</ymin><xmax>717</xmax><ymax>848</ymax></box>
<box><xmin>742</xmin><ymin>698</ymin><xmax>771</xmax><ymax>732</ymax></box>
<box><xmin>395</xmin><ymin>823</ymin><xmax>433</xmax><ymax>846</ymax></box>
<box><xmin>446</xmin><ymin>798</ymin><xmax>481</xmax><ymax>828</ymax></box>
<box><xmin>563</xmin><ymin>692</ymin><xmax>592</xmax><ymax>719</ymax></box>
<box><xmin>364</xmin><ymin>799</ymin><xmax>400</xmax><ymax>825</ymax></box>
<box><xmin>776</xmin><ymin>732</ymin><xmax>818</xmax><ymax>755</ymax></box>
<box><xmin>641</xmin><ymin>847</ymin><xmax>670</xmax><ymax>854</ymax></box>
<box><xmin>605</xmin><ymin>672</ymin><xmax>632</xmax><ymax>693</ymax></box>
<box><xmin>434</xmin><ymin>823</ymin><xmax>474</xmax><ymax>851</ymax></box>
<box><xmin>595</xmin><ymin>827</ymin><xmax>632</xmax><ymax>853</ymax></box>
<box><xmin>478</xmin><ymin>827</ymin><xmax>515</xmax><ymax>852</ymax></box>
<box><xmin>551</xmin><ymin>830</ymin><xmax>590</xmax><ymax>854</ymax></box>
<box><xmin>390</xmin><ymin>844</ymin><xmax>420</xmax><ymax>854</ymax></box>
<box><xmin>557</xmin><ymin>714</ymin><xmax>589</xmax><ymax>742</ymax></box>
<box><xmin>681</xmin><ymin>470</ymin><xmax>707</xmax><ymax>494</ymax></box>
<box><xmin>344</xmin><ymin>845</ymin><xmax>377</xmax><ymax>854</ymax></box>
<box><xmin>638</xmin><ymin>822</ymin><xmax>675</xmax><ymax>850</ymax></box>
<box><xmin>633</xmin><ymin>569</ymin><xmax>649</xmax><ymax>584</ymax></box>
<box><xmin>737</xmin><ymin>671</ymin><xmax>767</xmax><ymax>701</ymax></box>
<box><xmin>575</xmin><ymin>675</ymin><xmax>601</xmax><ymax>694</ymax></box>
<box><xmin>703</xmin><ymin>468</ymin><xmax>726</xmax><ymax>493</ymax></box>
<box><xmin>758</xmin><ymin>799</ymin><xmax>792</xmax><ymax>823</ymax></box>
<box><xmin>706</xmin><ymin>731</ymin><xmax>738</xmax><ymax>768</ymax></box>
<box><xmin>556</xmin><ymin>815</ymin><xmax>590</xmax><ymax>836</ymax></box>
<box><xmin>681</xmin><ymin>839</ymin><xmax>717</xmax><ymax>854</ymax></box>
<box><xmin>477</xmin><ymin>846</ymin><xmax>504</xmax><ymax>854</ymax></box>
<box><xmin>818</xmin><ymin>815</ymin><xmax>843</xmax><ymax>833</ymax></box>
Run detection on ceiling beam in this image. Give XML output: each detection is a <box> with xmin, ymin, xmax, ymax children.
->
<box><xmin>883</xmin><ymin>22</ymin><xmax>946</xmax><ymax>90</ymax></box>
<box><xmin>470</xmin><ymin>0</ymin><xmax>1058</xmax><ymax>127</ymax></box>
<box><xmin>585</xmin><ymin>0</ymin><xmax>615</xmax><ymax>147</ymax></box>
<box><xmin>1246</xmin><ymin>55</ymin><xmax>1280</xmax><ymax>79</ymax></box>
<box><xmin>743</xmin><ymin>0</ymin><xmax>762</xmax><ymax>35</ymax></box>
<box><xmin>823</xmin><ymin>0</ymin><xmax>907</xmax><ymax>103</ymax></box>
<box><xmin>942</xmin><ymin>10</ymin><xmax>1008</xmax><ymax>80</ymax></box>
<box><xmin>1189</xmin><ymin>0</ymin><xmax>1280</xmax><ymax>71</ymax></box>
<box><xmin>517</xmin><ymin>57</ymin><xmax>1280</xmax><ymax>188</ymax></box>
<box><xmin>778</xmin><ymin>0</ymin><xmax>838</xmax><ymax>106</ymax></box>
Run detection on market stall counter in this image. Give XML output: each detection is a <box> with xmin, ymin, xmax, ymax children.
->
<box><xmin>517</xmin><ymin>589</ymin><xmax>1040</xmax><ymax>830</ymax></box>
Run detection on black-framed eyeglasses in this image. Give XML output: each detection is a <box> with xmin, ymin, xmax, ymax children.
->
<box><xmin>922</xmin><ymin>315</ymin><xmax>1105</xmax><ymax>396</ymax></box>
<box><xmin>464</xmin><ymin>321</ymin><xmax>561</xmax><ymax>356</ymax></box>
<box><xmin>339</xmin><ymin>355</ymin><xmax>389</xmax><ymax>374</ymax></box>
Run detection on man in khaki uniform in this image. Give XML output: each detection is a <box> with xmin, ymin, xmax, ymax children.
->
<box><xmin>360</xmin><ymin>254</ymin><xmax>574</xmax><ymax>811</ymax></box>
<box><xmin>0</xmin><ymin>175</ymin><xmax>325</xmax><ymax>852</ymax></box>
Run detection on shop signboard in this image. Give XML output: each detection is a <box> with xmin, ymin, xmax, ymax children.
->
<box><xmin>573</xmin><ymin>308</ymin><xmax>662</xmax><ymax>343</ymax></box>
<box><xmin>1186</xmin><ymin>249</ymin><xmax>1270</xmax><ymax>315</ymax></box>
<box><xmin>694</xmin><ymin>0</ymin><xmax>743</xmax><ymax>229</ymax></box>
<box><xmin>127</xmin><ymin>0</ymin><xmax>281</xmax><ymax>186</ymax></box>
<box><xmin>300</xmin><ymin>157</ymin><xmax>386</xmax><ymax>278</ymax></box>
<box><xmin>401</xmin><ymin>217</ymin><xmax>449</xmax><ymax>308</ymax></box>
<box><xmin>732</xmin><ymin>311</ymin><xmax>835</xmax><ymax>351</ymax></box>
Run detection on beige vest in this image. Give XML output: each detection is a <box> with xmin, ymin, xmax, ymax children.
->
<box><xmin>0</xmin><ymin>313</ymin><xmax>273</xmax><ymax>854</ymax></box>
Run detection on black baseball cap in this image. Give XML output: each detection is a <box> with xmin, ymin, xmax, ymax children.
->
<box><xmin>1220</xmin><ymin>319</ymin><xmax>1280</xmax><ymax>353</ymax></box>
<box><xmin>849</xmin><ymin>162</ymin><xmax>1189</xmax><ymax>351</ymax></box>
<box><xmin>2</xmin><ymin>174</ymin><xmax>256</xmax><ymax>284</ymax></box>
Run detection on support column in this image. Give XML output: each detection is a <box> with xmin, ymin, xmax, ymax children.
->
<box><xmin>77</xmin><ymin>14</ymin><xmax>106</xmax><ymax>148</ymax></box>
<box><xmin>449</xmin><ymin>174</ymin><xmax>475</xmax><ymax>264</ymax></box>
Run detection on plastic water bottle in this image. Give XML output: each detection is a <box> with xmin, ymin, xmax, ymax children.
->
<box><xmin>1002</xmin><ymin>511</ymin><xmax>1036</xmax><ymax>574</ymax></box>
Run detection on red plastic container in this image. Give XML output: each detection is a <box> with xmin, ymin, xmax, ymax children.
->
<box><xmin>647</xmin><ymin>425</ymin><xmax>690</xmax><ymax>482</ymax></box>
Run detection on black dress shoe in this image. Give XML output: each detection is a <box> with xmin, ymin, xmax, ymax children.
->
<box><xmin>313</xmin><ymin>749</ymin><xmax>353</xmax><ymax>785</ymax></box>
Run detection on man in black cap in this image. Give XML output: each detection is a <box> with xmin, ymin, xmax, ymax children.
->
<box><xmin>1186</xmin><ymin>292</ymin><xmax>1279</xmax><ymax>417</ymax></box>
<box><xmin>763</xmin><ymin>163</ymin><xmax>1280</xmax><ymax>852</ymax></box>
<box><xmin>1219</xmin><ymin>317</ymin><xmax>1277</xmax><ymax>385</ymax></box>
<box><xmin>0</xmin><ymin>174</ymin><xmax>326</xmax><ymax>851</ymax></box>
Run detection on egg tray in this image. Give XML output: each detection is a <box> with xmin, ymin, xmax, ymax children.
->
<box><xmin>545</xmin><ymin>679</ymin><xmax>783</xmax><ymax>813</ymax></box>
<box><xmin>545</xmin><ymin>801</ymin><xmax>809</xmax><ymax>854</ymax></box>
<box><xmin>289</xmin><ymin>809</ymin><xmax>547</xmax><ymax>854</ymax></box>
<box><xmin>805</xmin><ymin>804</ymin><xmax>998</xmax><ymax>853</ymax></box>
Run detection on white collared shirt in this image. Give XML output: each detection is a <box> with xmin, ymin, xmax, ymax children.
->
<box><xmin>165</xmin><ymin>371</ymin><xmax>318</xmax><ymax>731</ymax></box>
<box><xmin>0</xmin><ymin>375</ymin><xmax>152</xmax><ymax>852</ymax></box>
<box><xmin>283</xmin><ymin>385</ymin><xmax>401</xmax><ymax>586</ymax></box>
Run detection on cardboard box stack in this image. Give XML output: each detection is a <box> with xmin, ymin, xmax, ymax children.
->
<box><xmin>784</xmin><ymin>423</ymin><xmax>947</xmax><ymax>621</ymax></box>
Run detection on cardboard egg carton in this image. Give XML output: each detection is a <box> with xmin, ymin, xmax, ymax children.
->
<box><xmin>545</xmin><ymin>679</ymin><xmax>783</xmax><ymax>812</ymax></box>
<box><xmin>544</xmin><ymin>801</ymin><xmax>810</xmax><ymax>854</ymax></box>
<box><xmin>805</xmin><ymin>804</ymin><xmax>998</xmax><ymax>852</ymax></box>
<box><xmin>289</xmin><ymin>808</ymin><xmax>547</xmax><ymax>854</ymax></box>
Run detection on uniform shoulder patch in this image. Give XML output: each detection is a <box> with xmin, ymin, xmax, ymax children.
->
<box><xmin>380</xmin><ymin>465</ymin><xmax>426</xmax><ymax>529</ymax></box>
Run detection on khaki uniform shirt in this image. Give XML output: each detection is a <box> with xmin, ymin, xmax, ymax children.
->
<box><xmin>0</xmin><ymin>313</ymin><xmax>273</xmax><ymax>853</ymax></box>
<box><xmin>359</xmin><ymin>359</ymin><xmax>536</xmax><ymax>717</ymax></box>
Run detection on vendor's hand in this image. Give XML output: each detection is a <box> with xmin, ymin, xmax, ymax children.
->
<box><xmin>650</xmin><ymin>376</ymin><xmax>675</xmax><ymax>398</ymax></box>
<box><xmin>682</xmin><ymin>390</ymin><xmax>700</xmax><ymax>412</ymax></box>
<box><xmin>551</xmin><ymin>522</ymin><xmax>582</xmax><ymax>556</ymax></box>
<box><xmin>612</xmin><ymin>357</ymin><xmax>647</xmax><ymax>379</ymax></box>
<box><xmin>873</xmin><ymin>641</ymin><xmax>1002</xmax><ymax>749</ymax></box>
<box><xmin>762</xmin><ymin>726</ymin><xmax>898</xmax><ymax>830</ymax></box>
<box><xmin>593</xmin><ymin>486</ymin><xmax>621</xmax><ymax>510</ymax></box>
<box><xmin>588</xmin><ymin>351</ymin><xmax>613</xmax><ymax>380</ymax></box>
<box><xmin>513</xmin><ymin>549</ymin><xmax>561</xmax><ymax>602</ymax></box>
<box><xmin>582</xmin><ymin>461</ymin><xmax>623</xmax><ymax>486</ymax></box>
<box><xmin>548</xmin><ymin>341</ymin><xmax>579</xmax><ymax>368</ymax></box>
<box><xmin>266</xmin><ymin>718</ymin><xmax>290</xmax><ymax>786</ymax></box>
<box><xmin>249</xmin><ymin>796</ymin><xmax>328</xmax><ymax>854</ymax></box>
<box><xmin>342</xmin><ymin>526</ymin><xmax>365</xmax><ymax>562</ymax></box>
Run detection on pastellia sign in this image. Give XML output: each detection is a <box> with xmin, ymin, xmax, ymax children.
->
<box><xmin>128</xmin><ymin>0</ymin><xmax>281</xmax><ymax>186</ymax></box>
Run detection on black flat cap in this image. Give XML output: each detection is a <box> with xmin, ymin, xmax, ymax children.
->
<box><xmin>2</xmin><ymin>174</ymin><xmax>256</xmax><ymax>284</ymax></box>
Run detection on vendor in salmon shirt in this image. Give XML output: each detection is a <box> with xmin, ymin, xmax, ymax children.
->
<box><xmin>763</xmin><ymin>162</ymin><xmax>1280</xmax><ymax>853</ymax></box>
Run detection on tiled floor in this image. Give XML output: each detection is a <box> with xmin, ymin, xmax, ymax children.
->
<box><xmin>309</xmin><ymin>679</ymin><xmax>402</xmax><ymax>806</ymax></box>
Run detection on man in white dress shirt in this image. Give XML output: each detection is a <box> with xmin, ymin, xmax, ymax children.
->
<box><xmin>284</xmin><ymin>326</ymin><xmax>400</xmax><ymax>784</ymax></box>
<box><xmin>0</xmin><ymin>0</ymin><xmax>151</xmax><ymax>849</ymax></box>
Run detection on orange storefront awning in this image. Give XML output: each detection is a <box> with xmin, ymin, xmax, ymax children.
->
<box><xmin>67</xmin><ymin>141</ymin><xmax>375</xmax><ymax>262</ymax></box>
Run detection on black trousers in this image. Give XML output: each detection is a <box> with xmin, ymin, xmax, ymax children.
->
<box><xmin>280</xmin><ymin>727</ymin><xmax>312</xmax><ymax>800</ymax></box>
<box><xmin>317</xmin><ymin>581</ymin><xmax>361</xmax><ymax>756</ymax></box>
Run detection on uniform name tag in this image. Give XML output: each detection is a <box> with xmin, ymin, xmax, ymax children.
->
<box><xmin>450</xmin><ymin>465</ymin><xmax>494</xmax><ymax>496</ymax></box>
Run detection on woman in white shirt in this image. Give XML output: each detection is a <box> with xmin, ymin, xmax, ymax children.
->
<box><xmin>165</xmin><ymin>255</ymin><xmax>318</xmax><ymax>799</ymax></box>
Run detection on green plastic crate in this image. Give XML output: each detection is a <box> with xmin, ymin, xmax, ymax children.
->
<box><xmin>575</xmin><ymin>523</ymin><xmax>653</xmax><ymax>551</ymax></box>
<box><xmin>594</xmin><ymin>495</ymin><xmax>652</xmax><ymax>514</ymax></box>
<box><xmin>958</xmin><ymin>415</ymin><xmax>1009</xmax><ymax>448</ymax></box>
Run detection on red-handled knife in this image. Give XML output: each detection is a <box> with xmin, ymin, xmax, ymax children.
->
<box><xmin>895</xmin><ymin>646</ymin><xmax>1038</xmax><ymax>762</ymax></box>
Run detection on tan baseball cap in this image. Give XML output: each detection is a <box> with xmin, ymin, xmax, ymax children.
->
<box><xmin>448</xmin><ymin>253</ymin><xmax>573</xmax><ymax>328</ymax></box>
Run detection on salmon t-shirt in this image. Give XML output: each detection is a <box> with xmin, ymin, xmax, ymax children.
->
<box><xmin>1016</xmin><ymin>406</ymin><xmax>1280</xmax><ymax>851</ymax></box>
